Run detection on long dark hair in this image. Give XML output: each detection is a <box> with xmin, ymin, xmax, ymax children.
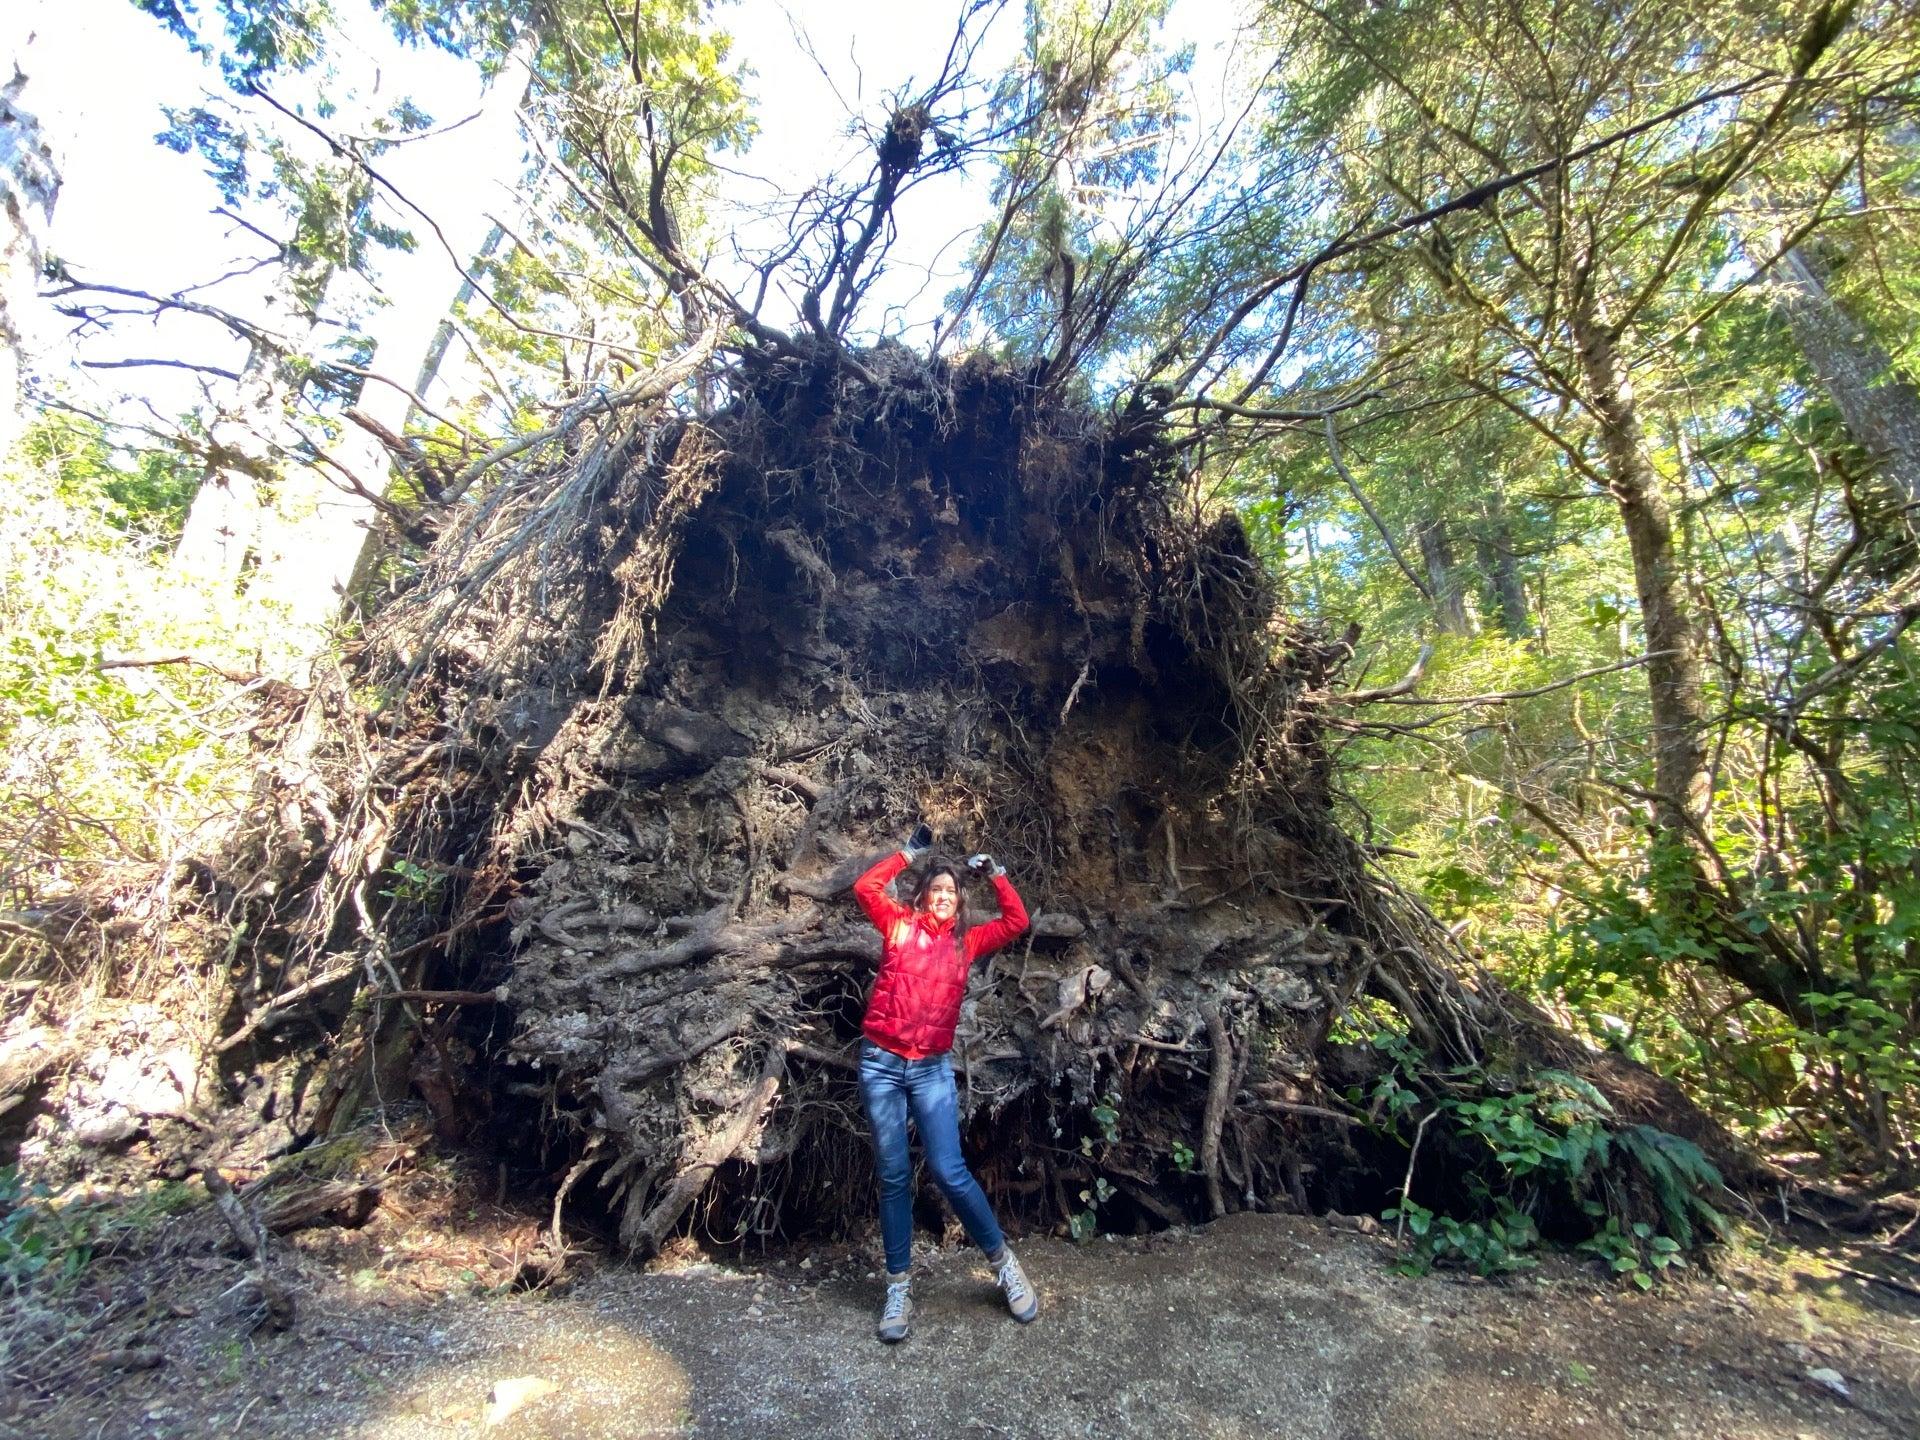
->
<box><xmin>910</xmin><ymin>862</ymin><xmax>971</xmax><ymax>933</ymax></box>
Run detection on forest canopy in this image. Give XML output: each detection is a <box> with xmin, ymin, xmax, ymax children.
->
<box><xmin>3</xmin><ymin>0</ymin><xmax>1917</xmax><ymax>1289</ymax></box>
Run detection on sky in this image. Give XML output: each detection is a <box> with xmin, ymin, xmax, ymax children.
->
<box><xmin>5</xmin><ymin>0</ymin><xmax>1250</xmax><ymax>425</ymax></box>
<box><xmin>10</xmin><ymin>0</ymin><xmax>513</xmax><ymax>418</ymax></box>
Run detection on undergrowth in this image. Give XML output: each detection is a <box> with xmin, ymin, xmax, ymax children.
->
<box><xmin>1364</xmin><ymin>1033</ymin><xmax>1732</xmax><ymax>1285</ymax></box>
<box><xmin>0</xmin><ymin>1165</ymin><xmax>197</xmax><ymax>1298</ymax></box>
<box><xmin>0</xmin><ymin>414</ymin><xmax>304</xmax><ymax>992</ymax></box>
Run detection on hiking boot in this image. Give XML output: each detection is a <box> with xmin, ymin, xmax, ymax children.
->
<box><xmin>993</xmin><ymin>1248</ymin><xmax>1038</xmax><ymax>1323</ymax></box>
<box><xmin>876</xmin><ymin>1275</ymin><xmax>912</xmax><ymax>1342</ymax></box>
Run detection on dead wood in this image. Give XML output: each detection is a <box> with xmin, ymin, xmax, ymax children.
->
<box><xmin>203</xmin><ymin>1167</ymin><xmax>296</xmax><ymax>1330</ymax></box>
<box><xmin>1200</xmin><ymin>1004</ymin><xmax>1233</xmax><ymax>1219</ymax></box>
<box><xmin>260</xmin><ymin>1180</ymin><xmax>381</xmax><ymax>1234</ymax></box>
<box><xmin>203</xmin><ymin>347</ymin><xmax>1750</xmax><ymax>1255</ymax></box>
<box><xmin>215</xmin><ymin>965</ymin><xmax>360</xmax><ymax>1052</ymax></box>
<box><xmin>619</xmin><ymin>1046</ymin><xmax>786</xmax><ymax>1255</ymax></box>
<box><xmin>205</xmin><ymin>1167</ymin><xmax>266</xmax><ymax>1259</ymax></box>
<box><xmin>0</xmin><ymin>1027</ymin><xmax>68</xmax><ymax>1121</ymax></box>
<box><xmin>373</xmin><ymin>987</ymin><xmax>510</xmax><ymax>1006</ymax></box>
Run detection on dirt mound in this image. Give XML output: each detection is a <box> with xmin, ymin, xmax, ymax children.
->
<box><xmin>186</xmin><ymin>348</ymin><xmax>1490</xmax><ymax>1250</ymax></box>
<box><xmin>9</xmin><ymin>345</ymin><xmax>1718</xmax><ymax>1270</ymax></box>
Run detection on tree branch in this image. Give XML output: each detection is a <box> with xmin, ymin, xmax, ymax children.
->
<box><xmin>80</xmin><ymin>357</ymin><xmax>242</xmax><ymax>381</ymax></box>
<box><xmin>1323</xmin><ymin>413</ymin><xmax>1435</xmax><ymax>604</ymax></box>
<box><xmin>1170</xmin><ymin>72</ymin><xmax>1782</xmax><ymax>398</ymax></box>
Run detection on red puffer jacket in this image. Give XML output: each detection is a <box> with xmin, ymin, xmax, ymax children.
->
<box><xmin>854</xmin><ymin>850</ymin><xmax>1029</xmax><ymax>1059</ymax></box>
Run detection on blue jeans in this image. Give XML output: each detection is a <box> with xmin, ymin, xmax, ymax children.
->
<box><xmin>859</xmin><ymin>1040</ymin><xmax>1006</xmax><ymax>1274</ymax></box>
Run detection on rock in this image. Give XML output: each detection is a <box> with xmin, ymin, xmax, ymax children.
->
<box><xmin>1804</xmin><ymin>1366</ymin><xmax>1850</xmax><ymax>1401</ymax></box>
<box><xmin>1029</xmin><ymin>912</ymin><xmax>1086</xmax><ymax>943</ymax></box>
<box><xmin>1325</xmin><ymin>1211</ymin><xmax>1381</xmax><ymax>1235</ymax></box>
<box><xmin>74</xmin><ymin>1111</ymin><xmax>141</xmax><ymax>1147</ymax></box>
<box><xmin>1250</xmin><ymin>971</ymin><xmax>1321</xmax><ymax>1013</ymax></box>
<box><xmin>99</xmin><ymin>1052</ymin><xmax>190</xmax><ymax>1117</ymax></box>
<box><xmin>0</xmin><ymin>1026</ymin><xmax>65</xmax><ymax>1115</ymax></box>
<box><xmin>1040</xmin><ymin>964</ymin><xmax>1112</xmax><ymax>1028</ymax></box>
<box><xmin>484</xmin><ymin>1375</ymin><xmax>558</xmax><ymax>1428</ymax></box>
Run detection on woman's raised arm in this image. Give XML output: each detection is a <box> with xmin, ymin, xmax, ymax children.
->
<box><xmin>851</xmin><ymin>824</ymin><xmax>930</xmax><ymax>932</ymax></box>
<box><xmin>962</xmin><ymin>853</ymin><xmax>1029</xmax><ymax>959</ymax></box>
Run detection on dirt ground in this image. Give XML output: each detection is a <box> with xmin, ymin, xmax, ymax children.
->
<box><xmin>5</xmin><ymin>1194</ymin><xmax>1917</xmax><ymax>1440</ymax></box>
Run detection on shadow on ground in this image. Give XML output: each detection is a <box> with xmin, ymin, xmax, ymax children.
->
<box><xmin>8</xmin><ymin>1212</ymin><xmax>1917</xmax><ymax>1439</ymax></box>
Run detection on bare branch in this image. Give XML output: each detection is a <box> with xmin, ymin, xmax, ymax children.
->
<box><xmin>1332</xmin><ymin>645</ymin><xmax>1434</xmax><ymax>704</ymax></box>
<box><xmin>80</xmin><ymin>358</ymin><xmax>243</xmax><ymax>381</ymax></box>
<box><xmin>1323</xmin><ymin>413</ymin><xmax>1435</xmax><ymax>605</ymax></box>
<box><xmin>1339</xmin><ymin>652</ymin><xmax>1679</xmax><ymax>707</ymax></box>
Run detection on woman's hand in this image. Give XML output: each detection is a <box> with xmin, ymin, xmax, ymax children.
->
<box><xmin>966</xmin><ymin>852</ymin><xmax>1006</xmax><ymax>878</ymax></box>
<box><xmin>903</xmin><ymin>822</ymin><xmax>934</xmax><ymax>861</ymax></box>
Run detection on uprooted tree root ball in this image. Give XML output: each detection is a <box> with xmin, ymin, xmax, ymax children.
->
<box><xmin>194</xmin><ymin>348</ymin><xmax>1748</xmax><ymax>1258</ymax></box>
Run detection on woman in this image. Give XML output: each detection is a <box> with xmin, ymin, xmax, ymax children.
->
<box><xmin>850</xmin><ymin>822</ymin><xmax>1037</xmax><ymax>1343</ymax></box>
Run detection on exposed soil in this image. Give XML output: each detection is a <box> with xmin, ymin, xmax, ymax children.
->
<box><xmin>161</xmin><ymin>347</ymin><xmax>1751</xmax><ymax>1280</ymax></box>
<box><xmin>3</xmin><ymin>358</ymin><xmax>1897</xmax><ymax>1440</ymax></box>
<box><xmin>7</xmin><ymin>1194</ymin><xmax>1916</xmax><ymax>1440</ymax></box>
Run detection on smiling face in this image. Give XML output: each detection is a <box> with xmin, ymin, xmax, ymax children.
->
<box><xmin>921</xmin><ymin>871</ymin><xmax>959</xmax><ymax>923</ymax></box>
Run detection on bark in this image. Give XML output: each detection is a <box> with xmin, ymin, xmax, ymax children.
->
<box><xmin>1570</xmin><ymin>303</ymin><xmax>1711</xmax><ymax>834</ymax></box>
<box><xmin>1770</xmin><ymin>244</ymin><xmax>1920</xmax><ymax>513</ymax></box>
<box><xmin>1416</xmin><ymin>515</ymin><xmax>1477</xmax><ymax>636</ymax></box>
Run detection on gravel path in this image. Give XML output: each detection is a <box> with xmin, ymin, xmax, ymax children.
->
<box><xmin>8</xmin><ymin>1213</ymin><xmax>1916</xmax><ymax>1439</ymax></box>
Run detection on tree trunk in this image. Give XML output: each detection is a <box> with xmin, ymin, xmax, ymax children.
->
<box><xmin>1572</xmin><ymin>301</ymin><xmax>1827</xmax><ymax>1026</ymax></box>
<box><xmin>1416</xmin><ymin>514</ymin><xmax>1477</xmax><ymax>636</ymax></box>
<box><xmin>403</xmin><ymin>223</ymin><xmax>505</xmax><ymax>429</ymax></box>
<box><xmin>173</xmin><ymin>355</ymin><xmax>275</xmax><ymax>586</ymax></box>
<box><xmin>1571</xmin><ymin>305</ymin><xmax>1710</xmax><ymax>835</ymax></box>
<box><xmin>1770</xmin><ymin>244</ymin><xmax>1920</xmax><ymax>513</ymax></box>
<box><xmin>0</xmin><ymin>64</ymin><xmax>59</xmax><ymax>454</ymax></box>
<box><xmin>182</xmin><ymin>45</ymin><xmax>533</xmax><ymax>638</ymax></box>
<box><xmin>257</xmin><ymin>53</ymin><xmax>531</xmax><ymax>638</ymax></box>
<box><xmin>1472</xmin><ymin>492</ymin><xmax>1531</xmax><ymax>640</ymax></box>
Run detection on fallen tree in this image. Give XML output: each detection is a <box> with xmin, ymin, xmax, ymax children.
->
<box><xmin>5</xmin><ymin>40</ymin><xmax>1800</xmax><ymax>1262</ymax></box>
<box><xmin>182</xmin><ymin>339</ymin><xmax>1755</xmax><ymax>1262</ymax></box>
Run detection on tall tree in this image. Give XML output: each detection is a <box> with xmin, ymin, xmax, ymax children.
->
<box><xmin>0</xmin><ymin>53</ymin><xmax>62</xmax><ymax>452</ymax></box>
<box><xmin>1222</xmin><ymin>0</ymin><xmax>1920</xmax><ymax>1026</ymax></box>
<box><xmin>57</xmin><ymin>0</ymin><xmax>750</xmax><ymax>651</ymax></box>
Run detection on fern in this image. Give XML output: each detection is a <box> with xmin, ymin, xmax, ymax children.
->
<box><xmin>1531</xmin><ymin>1069</ymin><xmax>1615</xmax><ymax>1119</ymax></box>
<box><xmin>1616</xmin><ymin>1126</ymin><xmax>1730</xmax><ymax>1248</ymax></box>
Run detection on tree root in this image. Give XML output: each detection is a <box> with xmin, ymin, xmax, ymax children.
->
<box><xmin>191</xmin><ymin>347</ymin><xmax>1757</xmax><ymax>1260</ymax></box>
<box><xmin>1200</xmin><ymin>1004</ymin><xmax>1234</xmax><ymax>1220</ymax></box>
<box><xmin>619</xmin><ymin>1047</ymin><xmax>786</xmax><ymax>1255</ymax></box>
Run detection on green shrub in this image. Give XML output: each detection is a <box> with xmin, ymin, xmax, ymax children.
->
<box><xmin>1365</xmin><ymin>1035</ymin><xmax>1730</xmax><ymax>1284</ymax></box>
